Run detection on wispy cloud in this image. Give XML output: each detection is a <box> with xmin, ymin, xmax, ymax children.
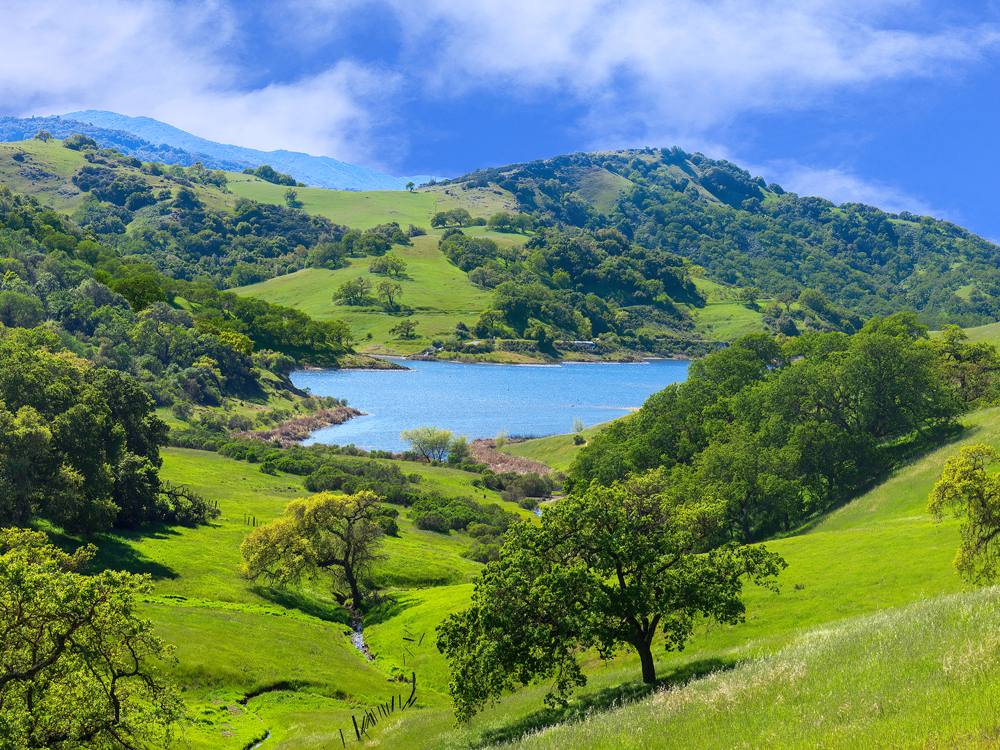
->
<box><xmin>758</xmin><ymin>160</ymin><xmax>954</xmax><ymax>219</ymax></box>
<box><xmin>2</xmin><ymin>0</ymin><xmax>1000</xmax><ymax>169</ymax></box>
<box><xmin>0</xmin><ymin>0</ymin><xmax>400</xmax><ymax>165</ymax></box>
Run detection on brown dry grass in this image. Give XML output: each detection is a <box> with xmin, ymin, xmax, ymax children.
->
<box><xmin>231</xmin><ymin>407</ymin><xmax>365</xmax><ymax>447</ymax></box>
<box><xmin>470</xmin><ymin>438</ymin><xmax>552</xmax><ymax>475</ymax></box>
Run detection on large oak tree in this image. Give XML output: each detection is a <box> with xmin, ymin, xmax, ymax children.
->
<box><xmin>436</xmin><ymin>468</ymin><xmax>785</xmax><ymax>723</ymax></box>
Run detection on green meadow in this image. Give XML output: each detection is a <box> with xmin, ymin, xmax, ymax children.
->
<box><xmin>73</xmin><ymin>398</ymin><xmax>1000</xmax><ymax>749</ymax></box>
<box><xmin>236</xmin><ymin>232</ymin><xmax>522</xmax><ymax>350</ymax></box>
<box><xmin>228</xmin><ymin>179</ymin><xmax>518</xmax><ymax>229</ymax></box>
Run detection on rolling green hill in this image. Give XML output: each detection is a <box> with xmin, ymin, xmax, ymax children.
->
<box><xmin>61</xmin><ymin>400</ymin><xmax>998</xmax><ymax>750</ymax></box>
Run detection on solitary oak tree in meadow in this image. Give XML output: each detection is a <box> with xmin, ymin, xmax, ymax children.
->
<box><xmin>437</xmin><ymin>468</ymin><xmax>785</xmax><ymax>722</ymax></box>
<box><xmin>930</xmin><ymin>444</ymin><xmax>1000</xmax><ymax>583</ymax></box>
<box><xmin>239</xmin><ymin>491</ymin><xmax>385</xmax><ymax>607</ymax></box>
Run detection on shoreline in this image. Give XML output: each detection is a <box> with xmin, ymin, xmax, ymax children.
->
<box><xmin>304</xmin><ymin>354</ymin><xmax>692</xmax><ymax>374</ymax></box>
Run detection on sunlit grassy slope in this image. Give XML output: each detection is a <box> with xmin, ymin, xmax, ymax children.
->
<box><xmin>96</xmin><ymin>447</ymin><xmax>514</xmax><ymax>749</ymax></box>
<box><xmin>935</xmin><ymin>319</ymin><xmax>1000</xmax><ymax>348</ymax></box>
<box><xmin>236</xmin><ymin>232</ymin><xmax>519</xmax><ymax>350</ymax></box>
<box><xmin>91</xmin><ymin>401</ymin><xmax>1000</xmax><ymax>749</ymax></box>
<box><xmin>229</xmin><ymin>178</ymin><xmax>519</xmax><ymax>229</ymax></box>
<box><xmin>501</xmin><ymin>422</ymin><xmax>609</xmax><ymax>473</ymax></box>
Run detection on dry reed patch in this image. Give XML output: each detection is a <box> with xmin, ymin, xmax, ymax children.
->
<box><xmin>232</xmin><ymin>407</ymin><xmax>365</xmax><ymax>447</ymax></box>
<box><xmin>471</xmin><ymin>439</ymin><xmax>552</xmax><ymax>475</ymax></box>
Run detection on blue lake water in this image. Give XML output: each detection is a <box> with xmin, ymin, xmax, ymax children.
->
<box><xmin>290</xmin><ymin>359</ymin><xmax>689</xmax><ymax>453</ymax></box>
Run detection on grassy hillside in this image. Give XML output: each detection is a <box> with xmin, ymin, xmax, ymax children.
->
<box><xmin>62</xmin><ymin>398</ymin><xmax>1000</xmax><ymax>749</ymax></box>
<box><xmin>365</xmin><ymin>408</ymin><xmax>999</xmax><ymax>750</ymax></box>
<box><xmin>237</xmin><ymin>232</ymin><xmax>514</xmax><ymax>352</ymax></box>
<box><xmin>0</xmin><ymin>138</ymin><xmax>239</xmax><ymax>216</ymax></box>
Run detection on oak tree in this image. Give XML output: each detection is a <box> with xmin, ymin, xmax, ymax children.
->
<box><xmin>0</xmin><ymin>528</ymin><xmax>181</xmax><ymax>748</ymax></box>
<box><xmin>400</xmin><ymin>426</ymin><xmax>453</xmax><ymax>461</ymax></box>
<box><xmin>436</xmin><ymin>468</ymin><xmax>785</xmax><ymax>722</ymax></box>
<box><xmin>239</xmin><ymin>491</ymin><xmax>385</xmax><ymax>607</ymax></box>
<box><xmin>929</xmin><ymin>444</ymin><xmax>1000</xmax><ymax>583</ymax></box>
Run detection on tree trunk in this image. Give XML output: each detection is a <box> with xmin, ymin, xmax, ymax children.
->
<box><xmin>633</xmin><ymin>639</ymin><xmax>657</xmax><ymax>684</ymax></box>
<box><xmin>343</xmin><ymin>564</ymin><xmax>362</xmax><ymax>606</ymax></box>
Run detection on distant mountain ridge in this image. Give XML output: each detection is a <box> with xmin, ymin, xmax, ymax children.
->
<box><xmin>0</xmin><ymin>115</ymin><xmax>252</xmax><ymax>173</ymax></box>
<box><xmin>60</xmin><ymin>110</ymin><xmax>438</xmax><ymax>191</ymax></box>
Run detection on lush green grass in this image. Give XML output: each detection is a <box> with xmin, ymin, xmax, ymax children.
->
<box><xmin>364</xmin><ymin>410</ymin><xmax>993</xmax><ymax>749</ymax></box>
<box><xmin>692</xmin><ymin>299</ymin><xmax>768</xmax><ymax>341</ymax></box>
<box><xmin>236</xmin><ymin>233</ymin><xmax>504</xmax><ymax>348</ymax></box>
<box><xmin>365</xmin><ymin>585</ymin><xmax>475</xmax><ymax>692</ymax></box>
<box><xmin>229</xmin><ymin>178</ymin><xmax>440</xmax><ymax>229</ymax></box>
<box><xmin>81</xmin><ymin>406</ymin><xmax>1000</xmax><ymax>749</ymax></box>
<box><xmin>228</xmin><ymin>179</ymin><xmax>523</xmax><ymax>232</ymax></box>
<box><xmin>937</xmin><ymin>319</ymin><xmax>1000</xmax><ymax>348</ymax></box>
<box><xmin>572</xmin><ymin>168</ymin><xmax>633</xmax><ymax>214</ymax></box>
<box><xmin>501</xmin><ymin>422</ymin><xmax>609</xmax><ymax>473</ymax></box>
<box><xmin>454</xmin><ymin>588</ymin><xmax>1000</xmax><ymax>750</ymax></box>
<box><xmin>79</xmin><ymin>446</ymin><xmax>512</xmax><ymax>749</ymax></box>
<box><xmin>0</xmin><ymin>139</ymin><xmax>237</xmax><ymax>217</ymax></box>
<box><xmin>0</xmin><ymin>139</ymin><xmax>89</xmax><ymax>213</ymax></box>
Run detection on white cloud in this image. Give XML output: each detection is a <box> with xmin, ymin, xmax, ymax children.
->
<box><xmin>0</xmin><ymin>0</ymin><xmax>400</xmax><ymax>164</ymax></box>
<box><xmin>3</xmin><ymin>0</ymin><xmax>1000</xmax><ymax>167</ymax></box>
<box><xmin>758</xmin><ymin>160</ymin><xmax>952</xmax><ymax>218</ymax></box>
<box><xmin>376</xmin><ymin>0</ymin><xmax>1000</xmax><ymax>129</ymax></box>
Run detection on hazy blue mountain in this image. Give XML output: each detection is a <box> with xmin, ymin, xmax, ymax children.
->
<box><xmin>61</xmin><ymin>110</ymin><xmax>438</xmax><ymax>191</ymax></box>
<box><xmin>0</xmin><ymin>115</ymin><xmax>252</xmax><ymax>172</ymax></box>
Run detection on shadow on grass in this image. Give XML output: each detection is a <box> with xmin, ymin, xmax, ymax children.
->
<box><xmin>362</xmin><ymin>595</ymin><xmax>418</xmax><ymax>626</ymax></box>
<box><xmin>251</xmin><ymin>585</ymin><xmax>352</xmax><ymax>625</ymax></box>
<box><xmin>468</xmin><ymin>656</ymin><xmax>737</xmax><ymax>748</ymax></box>
<box><xmin>781</xmin><ymin>420</ymin><xmax>970</xmax><ymax>538</ymax></box>
<box><xmin>43</xmin><ymin>525</ymin><xmax>181</xmax><ymax>580</ymax></box>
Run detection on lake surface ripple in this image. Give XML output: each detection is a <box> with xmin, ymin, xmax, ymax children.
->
<box><xmin>290</xmin><ymin>359</ymin><xmax>689</xmax><ymax>454</ymax></box>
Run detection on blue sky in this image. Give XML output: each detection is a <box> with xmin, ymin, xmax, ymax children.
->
<box><xmin>3</xmin><ymin>0</ymin><xmax>1000</xmax><ymax>239</ymax></box>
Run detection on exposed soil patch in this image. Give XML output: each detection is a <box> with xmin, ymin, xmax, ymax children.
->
<box><xmin>231</xmin><ymin>407</ymin><xmax>365</xmax><ymax>447</ymax></box>
<box><xmin>470</xmin><ymin>438</ymin><xmax>552</xmax><ymax>475</ymax></box>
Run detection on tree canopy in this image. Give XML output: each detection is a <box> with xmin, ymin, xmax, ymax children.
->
<box><xmin>929</xmin><ymin>444</ymin><xmax>1000</xmax><ymax>583</ymax></box>
<box><xmin>400</xmin><ymin>426</ymin><xmax>452</xmax><ymax>461</ymax></box>
<box><xmin>569</xmin><ymin>316</ymin><xmax>961</xmax><ymax>542</ymax></box>
<box><xmin>239</xmin><ymin>491</ymin><xmax>385</xmax><ymax>607</ymax></box>
<box><xmin>0</xmin><ymin>528</ymin><xmax>181</xmax><ymax>748</ymax></box>
<box><xmin>436</xmin><ymin>468</ymin><xmax>785</xmax><ymax>723</ymax></box>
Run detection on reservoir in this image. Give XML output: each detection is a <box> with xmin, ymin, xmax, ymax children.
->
<box><xmin>290</xmin><ymin>359</ymin><xmax>689</xmax><ymax>454</ymax></box>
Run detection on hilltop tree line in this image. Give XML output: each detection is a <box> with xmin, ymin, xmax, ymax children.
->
<box><xmin>439</xmin><ymin>225</ymin><xmax>709</xmax><ymax>356</ymax></box>
<box><xmin>442</xmin><ymin>148</ymin><xmax>1000</xmax><ymax>330</ymax></box>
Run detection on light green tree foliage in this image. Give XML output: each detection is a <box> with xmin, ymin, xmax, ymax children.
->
<box><xmin>284</xmin><ymin>188</ymin><xmax>302</xmax><ymax>208</ymax></box>
<box><xmin>332</xmin><ymin>277</ymin><xmax>371</xmax><ymax>305</ymax></box>
<box><xmin>368</xmin><ymin>255</ymin><xmax>406</xmax><ymax>277</ymax></box>
<box><xmin>929</xmin><ymin>444</ymin><xmax>1000</xmax><ymax>583</ymax></box>
<box><xmin>447</xmin><ymin>435</ymin><xmax>471</xmax><ymax>464</ymax></box>
<box><xmin>389</xmin><ymin>318</ymin><xmax>417</xmax><ymax>339</ymax></box>
<box><xmin>0</xmin><ymin>528</ymin><xmax>181</xmax><ymax>748</ymax></box>
<box><xmin>239</xmin><ymin>491</ymin><xmax>385</xmax><ymax>607</ymax></box>
<box><xmin>376</xmin><ymin>280</ymin><xmax>403</xmax><ymax>308</ymax></box>
<box><xmin>400</xmin><ymin>426</ymin><xmax>452</xmax><ymax>461</ymax></box>
<box><xmin>437</xmin><ymin>468</ymin><xmax>785</xmax><ymax>722</ymax></box>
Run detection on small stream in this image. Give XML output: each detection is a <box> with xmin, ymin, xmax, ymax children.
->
<box><xmin>350</xmin><ymin>611</ymin><xmax>374</xmax><ymax>661</ymax></box>
<box><xmin>249</xmin><ymin>732</ymin><xmax>271</xmax><ymax>750</ymax></box>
